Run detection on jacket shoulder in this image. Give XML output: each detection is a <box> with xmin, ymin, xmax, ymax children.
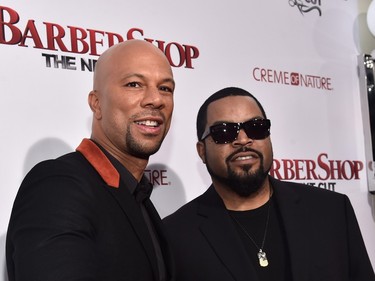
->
<box><xmin>24</xmin><ymin>151</ymin><xmax>94</xmax><ymax>182</ymax></box>
<box><xmin>270</xmin><ymin>177</ymin><xmax>350</xmax><ymax>212</ymax></box>
<box><xmin>163</xmin><ymin>192</ymin><xmax>204</xmax><ymax>226</ymax></box>
<box><xmin>271</xmin><ymin>177</ymin><xmax>347</xmax><ymax>197</ymax></box>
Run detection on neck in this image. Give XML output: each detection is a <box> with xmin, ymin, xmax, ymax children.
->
<box><xmin>214</xmin><ymin>178</ymin><xmax>272</xmax><ymax>211</ymax></box>
<box><xmin>92</xmin><ymin>137</ymin><xmax>149</xmax><ymax>182</ymax></box>
<box><xmin>114</xmin><ymin>154</ymin><xmax>148</xmax><ymax>182</ymax></box>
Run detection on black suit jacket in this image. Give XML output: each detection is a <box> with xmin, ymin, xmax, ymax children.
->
<box><xmin>163</xmin><ymin>177</ymin><xmax>375</xmax><ymax>281</ymax></box>
<box><xmin>6</xmin><ymin>139</ymin><xmax>174</xmax><ymax>281</ymax></box>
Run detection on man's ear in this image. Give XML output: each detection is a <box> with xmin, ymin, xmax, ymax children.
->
<box><xmin>88</xmin><ymin>90</ymin><xmax>102</xmax><ymax>119</ymax></box>
<box><xmin>196</xmin><ymin>141</ymin><xmax>206</xmax><ymax>164</ymax></box>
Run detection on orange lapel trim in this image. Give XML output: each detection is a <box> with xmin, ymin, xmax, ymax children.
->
<box><xmin>76</xmin><ymin>138</ymin><xmax>120</xmax><ymax>188</ymax></box>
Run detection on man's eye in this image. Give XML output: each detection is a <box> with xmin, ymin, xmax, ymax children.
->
<box><xmin>159</xmin><ymin>86</ymin><xmax>173</xmax><ymax>93</ymax></box>
<box><xmin>125</xmin><ymin>82</ymin><xmax>140</xmax><ymax>87</ymax></box>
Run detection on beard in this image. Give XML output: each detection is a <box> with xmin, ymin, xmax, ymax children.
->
<box><xmin>125</xmin><ymin>126</ymin><xmax>165</xmax><ymax>160</ymax></box>
<box><xmin>206</xmin><ymin>147</ymin><xmax>270</xmax><ymax>197</ymax></box>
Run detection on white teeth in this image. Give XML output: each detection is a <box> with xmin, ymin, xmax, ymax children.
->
<box><xmin>136</xmin><ymin>120</ymin><xmax>159</xmax><ymax>127</ymax></box>
<box><xmin>236</xmin><ymin>156</ymin><xmax>253</xmax><ymax>161</ymax></box>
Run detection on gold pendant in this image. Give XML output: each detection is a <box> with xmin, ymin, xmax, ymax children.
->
<box><xmin>258</xmin><ymin>250</ymin><xmax>269</xmax><ymax>267</ymax></box>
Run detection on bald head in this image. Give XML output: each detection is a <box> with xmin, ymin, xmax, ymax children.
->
<box><xmin>93</xmin><ymin>40</ymin><xmax>173</xmax><ymax>91</ymax></box>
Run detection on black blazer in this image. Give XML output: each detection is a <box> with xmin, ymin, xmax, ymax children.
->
<box><xmin>6</xmin><ymin>139</ymin><xmax>174</xmax><ymax>281</ymax></box>
<box><xmin>163</xmin><ymin>177</ymin><xmax>375</xmax><ymax>281</ymax></box>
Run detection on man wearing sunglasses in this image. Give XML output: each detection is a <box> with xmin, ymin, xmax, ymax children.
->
<box><xmin>163</xmin><ymin>87</ymin><xmax>375</xmax><ymax>281</ymax></box>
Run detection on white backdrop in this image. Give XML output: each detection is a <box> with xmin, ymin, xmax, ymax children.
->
<box><xmin>1</xmin><ymin>1</ymin><xmax>375</xmax><ymax>280</ymax></box>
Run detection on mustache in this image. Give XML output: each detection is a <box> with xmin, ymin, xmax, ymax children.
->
<box><xmin>226</xmin><ymin>146</ymin><xmax>263</xmax><ymax>163</ymax></box>
<box><xmin>131</xmin><ymin>109</ymin><xmax>165</xmax><ymax>121</ymax></box>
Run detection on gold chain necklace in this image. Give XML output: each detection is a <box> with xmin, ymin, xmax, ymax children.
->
<box><xmin>229</xmin><ymin>196</ymin><xmax>272</xmax><ymax>267</ymax></box>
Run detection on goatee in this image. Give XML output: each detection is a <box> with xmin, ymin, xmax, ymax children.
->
<box><xmin>207</xmin><ymin>147</ymin><xmax>269</xmax><ymax>197</ymax></box>
<box><xmin>126</xmin><ymin>126</ymin><xmax>164</xmax><ymax>159</ymax></box>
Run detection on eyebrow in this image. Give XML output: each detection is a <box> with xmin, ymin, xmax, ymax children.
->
<box><xmin>122</xmin><ymin>73</ymin><xmax>175</xmax><ymax>88</ymax></box>
<box><xmin>210</xmin><ymin>116</ymin><xmax>265</xmax><ymax>126</ymax></box>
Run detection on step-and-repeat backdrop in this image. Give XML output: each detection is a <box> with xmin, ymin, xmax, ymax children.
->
<box><xmin>1</xmin><ymin>1</ymin><xmax>375</xmax><ymax>279</ymax></box>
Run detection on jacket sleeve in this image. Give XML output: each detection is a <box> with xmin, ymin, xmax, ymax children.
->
<box><xmin>6</xmin><ymin>160</ymin><xmax>98</xmax><ymax>281</ymax></box>
<box><xmin>344</xmin><ymin>195</ymin><xmax>375</xmax><ymax>281</ymax></box>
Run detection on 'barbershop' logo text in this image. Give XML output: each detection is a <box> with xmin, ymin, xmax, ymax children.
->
<box><xmin>288</xmin><ymin>0</ymin><xmax>322</xmax><ymax>16</ymax></box>
<box><xmin>252</xmin><ymin>67</ymin><xmax>333</xmax><ymax>91</ymax></box>
<box><xmin>0</xmin><ymin>6</ymin><xmax>200</xmax><ymax>71</ymax></box>
<box><xmin>270</xmin><ymin>153</ymin><xmax>363</xmax><ymax>191</ymax></box>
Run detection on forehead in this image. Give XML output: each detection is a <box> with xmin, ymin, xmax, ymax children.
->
<box><xmin>97</xmin><ymin>44</ymin><xmax>173</xmax><ymax>86</ymax></box>
<box><xmin>206</xmin><ymin>95</ymin><xmax>264</xmax><ymax>124</ymax></box>
<box><xmin>116</xmin><ymin>49</ymin><xmax>171</xmax><ymax>76</ymax></box>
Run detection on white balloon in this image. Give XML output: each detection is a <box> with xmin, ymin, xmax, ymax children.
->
<box><xmin>368</xmin><ymin>0</ymin><xmax>375</xmax><ymax>37</ymax></box>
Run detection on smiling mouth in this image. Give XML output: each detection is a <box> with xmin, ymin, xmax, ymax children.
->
<box><xmin>135</xmin><ymin>120</ymin><xmax>160</xmax><ymax>127</ymax></box>
<box><xmin>235</xmin><ymin>155</ymin><xmax>254</xmax><ymax>161</ymax></box>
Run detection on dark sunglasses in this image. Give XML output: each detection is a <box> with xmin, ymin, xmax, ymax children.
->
<box><xmin>201</xmin><ymin>118</ymin><xmax>271</xmax><ymax>144</ymax></box>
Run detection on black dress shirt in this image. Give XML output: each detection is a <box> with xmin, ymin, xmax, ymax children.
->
<box><xmin>95</xmin><ymin>142</ymin><xmax>166</xmax><ymax>281</ymax></box>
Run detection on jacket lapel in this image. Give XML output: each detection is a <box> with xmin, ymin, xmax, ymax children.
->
<box><xmin>197</xmin><ymin>186</ymin><xmax>259</xmax><ymax>281</ymax></box>
<box><xmin>270</xmin><ymin>177</ymin><xmax>310</xmax><ymax>281</ymax></box>
<box><xmin>76</xmin><ymin>138</ymin><xmax>160</xmax><ymax>280</ymax></box>
<box><xmin>145</xmin><ymin>199</ymin><xmax>176</xmax><ymax>281</ymax></box>
<box><xmin>107</xmin><ymin>183</ymin><xmax>160</xmax><ymax>280</ymax></box>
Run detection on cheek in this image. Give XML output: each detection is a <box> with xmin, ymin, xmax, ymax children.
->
<box><xmin>108</xmin><ymin>99</ymin><xmax>135</xmax><ymax>122</ymax></box>
<box><xmin>205</xmin><ymin>145</ymin><xmax>228</xmax><ymax>171</ymax></box>
<box><xmin>261</xmin><ymin>142</ymin><xmax>273</xmax><ymax>169</ymax></box>
<box><xmin>101</xmin><ymin>102</ymin><xmax>131</xmax><ymax>134</ymax></box>
<box><xmin>164</xmin><ymin>97</ymin><xmax>174</xmax><ymax>118</ymax></box>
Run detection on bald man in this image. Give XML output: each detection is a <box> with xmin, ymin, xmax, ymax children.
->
<box><xmin>6</xmin><ymin>40</ymin><xmax>176</xmax><ymax>281</ymax></box>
